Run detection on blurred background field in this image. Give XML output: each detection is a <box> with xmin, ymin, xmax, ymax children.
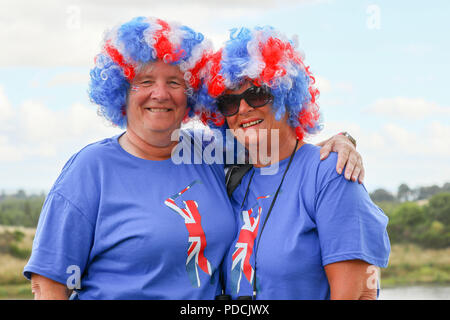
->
<box><xmin>0</xmin><ymin>225</ymin><xmax>35</xmax><ymax>299</ymax></box>
<box><xmin>0</xmin><ymin>184</ymin><xmax>449</xmax><ymax>300</ymax></box>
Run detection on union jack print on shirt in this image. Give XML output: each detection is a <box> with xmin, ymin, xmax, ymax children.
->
<box><xmin>164</xmin><ymin>180</ymin><xmax>213</xmax><ymax>287</ymax></box>
<box><xmin>230</xmin><ymin>194</ymin><xmax>272</xmax><ymax>294</ymax></box>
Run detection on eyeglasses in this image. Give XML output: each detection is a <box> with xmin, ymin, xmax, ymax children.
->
<box><xmin>217</xmin><ymin>86</ymin><xmax>273</xmax><ymax>117</ymax></box>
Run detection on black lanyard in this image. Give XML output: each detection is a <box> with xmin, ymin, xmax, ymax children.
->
<box><xmin>240</xmin><ymin>139</ymin><xmax>299</xmax><ymax>299</ymax></box>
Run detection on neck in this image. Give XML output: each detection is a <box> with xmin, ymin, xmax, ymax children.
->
<box><xmin>251</xmin><ymin>128</ymin><xmax>304</xmax><ymax>168</ymax></box>
<box><xmin>119</xmin><ymin>127</ymin><xmax>179</xmax><ymax>161</ymax></box>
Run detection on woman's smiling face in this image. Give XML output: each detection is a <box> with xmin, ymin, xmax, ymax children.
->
<box><xmin>126</xmin><ymin>60</ymin><xmax>188</xmax><ymax>139</ymax></box>
<box><xmin>224</xmin><ymin>81</ymin><xmax>291</xmax><ymax>150</ymax></box>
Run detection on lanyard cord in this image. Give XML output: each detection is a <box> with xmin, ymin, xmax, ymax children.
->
<box><xmin>243</xmin><ymin>139</ymin><xmax>299</xmax><ymax>299</ymax></box>
<box><xmin>241</xmin><ymin>170</ymin><xmax>255</xmax><ymax>209</ymax></box>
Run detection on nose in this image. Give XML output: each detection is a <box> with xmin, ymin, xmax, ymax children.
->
<box><xmin>150</xmin><ymin>82</ymin><xmax>170</xmax><ymax>101</ymax></box>
<box><xmin>238</xmin><ymin>97</ymin><xmax>253</xmax><ymax>115</ymax></box>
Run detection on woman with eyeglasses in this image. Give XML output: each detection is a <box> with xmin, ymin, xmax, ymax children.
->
<box><xmin>199</xmin><ymin>26</ymin><xmax>390</xmax><ymax>300</ymax></box>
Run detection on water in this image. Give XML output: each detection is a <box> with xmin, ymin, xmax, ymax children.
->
<box><xmin>379</xmin><ymin>286</ymin><xmax>450</xmax><ymax>300</ymax></box>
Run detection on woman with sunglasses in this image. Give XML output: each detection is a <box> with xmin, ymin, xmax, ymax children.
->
<box><xmin>199</xmin><ymin>26</ymin><xmax>390</xmax><ymax>300</ymax></box>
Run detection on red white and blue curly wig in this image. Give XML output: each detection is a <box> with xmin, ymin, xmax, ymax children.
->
<box><xmin>88</xmin><ymin>17</ymin><xmax>213</xmax><ymax>128</ymax></box>
<box><xmin>198</xmin><ymin>26</ymin><xmax>323</xmax><ymax>140</ymax></box>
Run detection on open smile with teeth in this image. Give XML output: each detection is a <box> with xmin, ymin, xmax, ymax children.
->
<box><xmin>145</xmin><ymin>108</ymin><xmax>172</xmax><ymax>112</ymax></box>
<box><xmin>241</xmin><ymin>119</ymin><xmax>263</xmax><ymax>128</ymax></box>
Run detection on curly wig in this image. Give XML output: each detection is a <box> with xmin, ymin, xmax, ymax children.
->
<box><xmin>88</xmin><ymin>17</ymin><xmax>213</xmax><ymax>128</ymax></box>
<box><xmin>198</xmin><ymin>26</ymin><xmax>323</xmax><ymax>140</ymax></box>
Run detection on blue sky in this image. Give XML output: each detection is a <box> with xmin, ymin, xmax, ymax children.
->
<box><xmin>0</xmin><ymin>0</ymin><xmax>449</xmax><ymax>194</ymax></box>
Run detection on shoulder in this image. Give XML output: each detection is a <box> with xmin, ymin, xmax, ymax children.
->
<box><xmin>296</xmin><ymin>144</ymin><xmax>340</xmax><ymax>190</ymax></box>
<box><xmin>46</xmin><ymin>135</ymin><xmax>122</xmax><ymax>219</ymax></box>
<box><xmin>60</xmin><ymin>135</ymin><xmax>119</xmax><ymax>172</ymax></box>
<box><xmin>68</xmin><ymin>136</ymin><xmax>118</xmax><ymax>165</ymax></box>
<box><xmin>51</xmin><ymin>135</ymin><xmax>120</xmax><ymax>195</ymax></box>
<box><xmin>316</xmin><ymin>150</ymin><xmax>341</xmax><ymax>189</ymax></box>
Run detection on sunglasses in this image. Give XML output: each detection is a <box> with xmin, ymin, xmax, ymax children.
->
<box><xmin>217</xmin><ymin>86</ymin><xmax>273</xmax><ymax>117</ymax></box>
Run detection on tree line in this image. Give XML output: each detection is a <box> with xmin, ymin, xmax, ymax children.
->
<box><xmin>1</xmin><ymin>184</ymin><xmax>449</xmax><ymax>249</ymax></box>
<box><xmin>0</xmin><ymin>190</ymin><xmax>44</xmax><ymax>228</ymax></box>
<box><xmin>369</xmin><ymin>182</ymin><xmax>450</xmax><ymax>203</ymax></box>
<box><xmin>369</xmin><ymin>182</ymin><xmax>450</xmax><ymax>249</ymax></box>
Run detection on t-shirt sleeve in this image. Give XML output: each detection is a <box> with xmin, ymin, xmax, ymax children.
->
<box><xmin>314</xmin><ymin>174</ymin><xmax>390</xmax><ymax>268</ymax></box>
<box><xmin>23</xmin><ymin>191</ymin><xmax>95</xmax><ymax>285</ymax></box>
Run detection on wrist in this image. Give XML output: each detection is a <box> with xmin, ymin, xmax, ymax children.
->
<box><xmin>338</xmin><ymin>131</ymin><xmax>356</xmax><ymax>148</ymax></box>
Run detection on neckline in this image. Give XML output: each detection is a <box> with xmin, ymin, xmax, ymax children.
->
<box><xmin>252</xmin><ymin>142</ymin><xmax>311</xmax><ymax>174</ymax></box>
<box><xmin>112</xmin><ymin>132</ymin><xmax>175</xmax><ymax>165</ymax></box>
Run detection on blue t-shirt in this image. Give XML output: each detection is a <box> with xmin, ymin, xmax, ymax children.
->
<box><xmin>24</xmin><ymin>131</ymin><xmax>236</xmax><ymax>299</ymax></box>
<box><xmin>223</xmin><ymin>143</ymin><xmax>390</xmax><ymax>300</ymax></box>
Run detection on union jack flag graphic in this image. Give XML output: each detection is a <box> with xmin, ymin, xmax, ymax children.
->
<box><xmin>164</xmin><ymin>180</ymin><xmax>213</xmax><ymax>287</ymax></box>
<box><xmin>230</xmin><ymin>194</ymin><xmax>272</xmax><ymax>294</ymax></box>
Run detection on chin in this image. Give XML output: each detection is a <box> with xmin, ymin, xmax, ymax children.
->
<box><xmin>236</xmin><ymin>127</ymin><xmax>270</xmax><ymax>146</ymax></box>
<box><xmin>236</xmin><ymin>137</ymin><xmax>261</xmax><ymax>152</ymax></box>
<box><xmin>146</xmin><ymin>118</ymin><xmax>182</xmax><ymax>130</ymax></box>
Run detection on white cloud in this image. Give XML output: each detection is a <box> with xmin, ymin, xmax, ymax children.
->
<box><xmin>0</xmin><ymin>135</ymin><xmax>23</xmax><ymax>161</ymax></box>
<box><xmin>0</xmin><ymin>86</ymin><xmax>122</xmax><ymax>191</ymax></box>
<box><xmin>360</xmin><ymin>122</ymin><xmax>450</xmax><ymax>158</ymax></box>
<box><xmin>383</xmin><ymin>123</ymin><xmax>414</xmax><ymax>149</ymax></box>
<box><xmin>305</xmin><ymin>120</ymin><xmax>362</xmax><ymax>145</ymax></box>
<box><xmin>0</xmin><ymin>93</ymin><xmax>121</xmax><ymax>162</ymax></box>
<box><xmin>423</xmin><ymin>121</ymin><xmax>450</xmax><ymax>157</ymax></box>
<box><xmin>0</xmin><ymin>86</ymin><xmax>14</xmax><ymax>126</ymax></box>
<box><xmin>314</xmin><ymin>76</ymin><xmax>354</xmax><ymax>95</ymax></box>
<box><xmin>366</xmin><ymin>97</ymin><xmax>450</xmax><ymax>120</ymax></box>
<box><xmin>402</xmin><ymin>43</ymin><xmax>433</xmax><ymax>57</ymax></box>
<box><xmin>334</xmin><ymin>81</ymin><xmax>353</xmax><ymax>93</ymax></box>
<box><xmin>46</xmin><ymin>72</ymin><xmax>89</xmax><ymax>87</ymax></box>
<box><xmin>0</xmin><ymin>0</ymin><xmax>330</xmax><ymax>67</ymax></box>
<box><xmin>314</xmin><ymin>76</ymin><xmax>332</xmax><ymax>93</ymax></box>
<box><xmin>304</xmin><ymin>119</ymin><xmax>450</xmax><ymax>192</ymax></box>
<box><xmin>313</xmin><ymin>76</ymin><xmax>354</xmax><ymax>109</ymax></box>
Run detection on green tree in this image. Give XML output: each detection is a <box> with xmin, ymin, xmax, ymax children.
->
<box><xmin>426</xmin><ymin>193</ymin><xmax>450</xmax><ymax>225</ymax></box>
<box><xmin>416</xmin><ymin>185</ymin><xmax>441</xmax><ymax>200</ymax></box>
<box><xmin>387</xmin><ymin>193</ymin><xmax>450</xmax><ymax>248</ymax></box>
<box><xmin>417</xmin><ymin>193</ymin><xmax>450</xmax><ymax>248</ymax></box>
<box><xmin>0</xmin><ymin>194</ymin><xmax>45</xmax><ymax>227</ymax></box>
<box><xmin>370</xmin><ymin>188</ymin><xmax>395</xmax><ymax>202</ymax></box>
<box><xmin>397</xmin><ymin>183</ymin><xmax>411</xmax><ymax>202</ymax></box>
<box><xmin>442</xmin><ymin>183</ymin><xmax>450</xmax><ymax>193</ymax></box>
<box><xmin>387</xmin><ymin>202</ymin><xmax>426</xmax><ymax>243</ymax></box>
<box><xmin>15</xmin><ymin>189</ymin><xmax>27</xmax><ymax>199</ymax></box>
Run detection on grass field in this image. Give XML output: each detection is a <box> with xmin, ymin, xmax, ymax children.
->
<box><xmin>0</xmin><ymin>225</ymin><xmax>35</xmax><ymax>299</ymax></box>
<box><xmin>0</xmin><ymin>226</ymin><xmax>449</xmax><ymax>299</ymax></box>
<box><xmin>382</xmin><ymin>244</ymin><xmax>450</xmax><ymax>287</ymax></box>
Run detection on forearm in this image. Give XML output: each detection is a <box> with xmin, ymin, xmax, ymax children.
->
<box><xmin>31</xmin><ymin>273</ymin><xmax>72</xmax><ymax>300</ymax></box>
<box><xmin>325</xmin><ymin>260</ymin><xmax>378</xmax><ymax>300</ymax></box>
<box><xmin>329</xmin><ymin>281</ymin><xmax>377</xmax><ymax>300</ymax></box>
